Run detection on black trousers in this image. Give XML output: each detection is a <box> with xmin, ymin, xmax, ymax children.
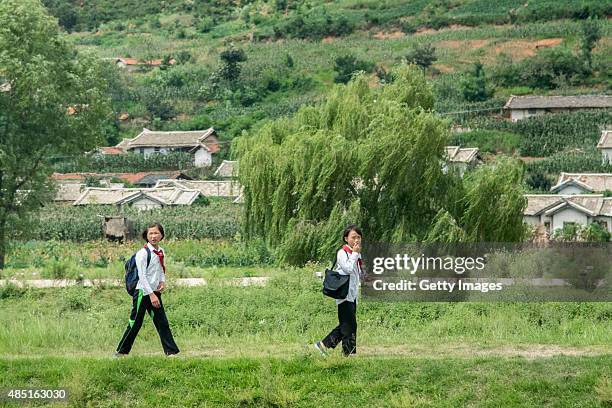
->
<box><xmin>116</xmin><ymin>290</ymin><xmax>180</xmax><ymax>355</ymax></box>
<box><xmin>322</xmin><ymin>301</ymin><xmax>357</xmax><ymax>355</ymax></box>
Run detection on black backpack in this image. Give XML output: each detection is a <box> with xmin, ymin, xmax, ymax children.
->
<box><xmin>322</xmin><ymin>250</ymin><xmax>350</xmax><ymax>299</ymax></box>
<box><xmin>124</xmin><ymin>247</ymin><xmax>151</xmax><ymax>296</ymax></box>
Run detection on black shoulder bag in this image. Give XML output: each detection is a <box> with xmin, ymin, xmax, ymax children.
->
<box><xmin>322</xmin><ymin>251</ymin><xmax>350</xmax><ymax>299</ymax></box>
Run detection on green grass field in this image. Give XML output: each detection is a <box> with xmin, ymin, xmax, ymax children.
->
<box><xmin>1</xmin><ymin>271</ymin><xmax>610</xmax><ymax>406</ymax></box>
<box><xmin>2</xmin><ymin>355</ymin><xmax>611</xmax><ymax>407</ymax></box>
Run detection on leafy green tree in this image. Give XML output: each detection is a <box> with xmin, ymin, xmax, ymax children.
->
<box><xmin>460</xmin><ymin>157</ymin><xmax>527</xmax><ymax>242</ymax></box>
<box><xmin>460</xmin><ymin>61</ymin><xmax>492</xmax><ymax>102</ymax></box>
<box><xmin>405</xmin><ymin>43</ymin><xmax>437</xmax><ymax>71</ymax></box>
<box><xmin>0</xmin><ymin>0</ymin><xmax>110</xmax><ymax>268</ymax></box>
<box><xmin>580</xmin><ymin>18</ymin><xmax>601</xmax><ymax>71</ymax></box>
<box><xmin>235</xmin><ymin>66</ymin><xmax>526</xmax><ymax>265</ymax></box>
<box><xmin>218</xmin><ymin>46</ymin><xmax>247</xmax><ymax>84</ymax></box>
<box><xmin>333</xmin><ymin>54</ymin><xmax>374</xmax><ymax>84</ymax></box>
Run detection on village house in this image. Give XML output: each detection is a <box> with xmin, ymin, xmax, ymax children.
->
<box><xmin>213</xmin><ymin>160</ymin><xmax>238</xmax><ymax>179</ymax></box>
<box><xmin>524</xmin><ymin>194</ymin><xmax>612</xmax><ymax>236</ymax></box>
<box><xmin>596</xmin><ymin>129</ymin><xmax>612</xmax><ymax>165</ymax></box>
<box><xmin>550</xmin><ymin>172</ymin><xmax>612</xmax><ymax>195</ymax></box>
<box><xmin>504</xmin><ymin>95</ymin><xmax>612</xmax><ymax>122</ymax></box>
<box><xmin>73</xmin><ymin>187</ymin><xmax>203</xmax><ymax>210</ymax></box>
<box><xmin>112</xmin><ymin>128</ymin><xmax>220</xmax><ymax>167</ymax></box>
<box><xmin>443</xmin><ymin>146</ymin><xmax>480</xmax><ymax>177</ymax></box>
<box><xmin>52</xmin><ymin>171</ymin><xmax>192</xmax><ymax>204</ymax></box>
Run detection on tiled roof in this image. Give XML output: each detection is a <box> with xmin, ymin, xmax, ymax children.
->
<box><xmin>524</xmin><ymin>194</ymin><xmax>612</xmax><ymax>216</ymax></box>
<box><xmin>213</xmin><ymin>160</ymin><xmax>237</xmax><ymax>178</ymax></box>
<box><xmin>51</xmin><ymin>171</ymin><xmax>189</xmax><ymax>185</ymax></box>
<box><xmin>596</xmin><ymin>130</ymin><xmax>612</xmax><ymax>149</ymax></box>
<box><xmin>54</xmin><ymin>183</ymin><xmax>85</xmax><ymax>201</ymax></box>
<box><xmin>445</xmin><ymin>146</ymin><xmax>479</xmax><ymax>163</ymax></box>
<box><xmin>154</xmin><ymin>179</ymin><xmax>242</xmax><ymax>197</ymax></box>
<box><xmin>73</xmin><ymin>187</ymin><xmax>201</xmax><ymax>206</ymax></box>
<box><xmin>125</xmin><ymin>128</ymin><xmax>219</xmax><ymax>152</ymax></box>
<box><xmin>504</xmin><ymin>95</ymin><xmax>612</xmax><ymax>110</ymax></box>
<box><xmin>552</xmin><ymin>173</ymin><xmax>612</xmax><ymax>193</ymax></box>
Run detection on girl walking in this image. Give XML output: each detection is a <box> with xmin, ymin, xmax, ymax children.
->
<box><xmin>115</xmin><ymin>223</ymin><xmax>180</xmax><ymax>357</ymax></box>
<box><xmin>315</xmin><ymin>225</ymin><xmax>363</xmax><ymax>356</ymax></box>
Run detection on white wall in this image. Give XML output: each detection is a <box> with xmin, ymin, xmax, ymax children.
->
<box><xmin>523</xmin><ymin>216</ymin><xmax>541</xmax><ymax>226</ymax></box>
<box><xmin>135</xmin><ymin>147</ymin><xmax>172</xmax><ymax>157</ymax></box>
<box><xmin>130</xmin><ymin>197</ymin><xmax>162</xmax><ymax>211</ymax></box>
<box><xmin>132</xmin><ymin>146</ymin><xmax>212</xmax><ymax>167</ymax></box>
<box><xmin>194</xmin><ymin>147</ymin><xmax>212</xmax><ymax>167</ymax></box>
<box><xmin>552</xmin><ymin>208</ymin><xmax>588</xmax><ymax>231</ymax></box>
<box><xmin>556</xmin><ymin>185</ymin><xmax>588</xmax><ymax>195</ymax></box>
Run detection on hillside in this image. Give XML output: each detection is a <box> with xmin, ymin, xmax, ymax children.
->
<box><xmin>39</xmin><ymin>1</ymin><xmax>610</xmax><ymax>152</ymax></box>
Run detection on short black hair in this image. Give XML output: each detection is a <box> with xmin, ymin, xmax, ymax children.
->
<box><xmin>342</xmin><ymin>224</ymin><xmax>362</xmax><ymax>242</ymax></box>
<box><xmin>142</xmin><ymin>223</ymin><xmax>165</xmax><ymax>241</ymax></box>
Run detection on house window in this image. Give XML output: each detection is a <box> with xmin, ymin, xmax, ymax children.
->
<box><xmin>139</xmin><ymin>148</ymin><xmax>145</xmax><ymax>154</ymax></box>
<box><xmin>544</xmin><ymin>222</ymin><xmax>551</xmax><ymax>232</ymax></box>
<box><xmin>527</xmin><ymin>109</ymin><xmax>537</xmax><ymax>115</ymax></box>
<box><xmin>154</xmin><ymin>147</ymin><xmax>160</xmax><ymax>153</ymax></box>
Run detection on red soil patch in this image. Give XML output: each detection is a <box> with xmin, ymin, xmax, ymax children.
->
<box><xmin>438</xmin><ymin>39</ymin><xmax>489</xmax><ymax>50</ymax></box>
<box><xmin>491</xmin><ymin>38</ymin><xmax>563</xmax><ymax>59</ymax></box>
<box><xmin>373</xmin><ymin>30</ymin><xmax>405</xmax><ymax>40</ymax></box>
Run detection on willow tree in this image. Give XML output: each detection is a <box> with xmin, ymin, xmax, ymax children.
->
<box><xmin>235</xmin><ymin>66</ymin><xmax>526</xmax><ymax>265</ymax></box>
<box><xmin>0</xmin><ymin>0</ymin><xmax>110</xmax><ymax>268</ymax></box>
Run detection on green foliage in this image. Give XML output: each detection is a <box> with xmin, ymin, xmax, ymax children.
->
<box><xmin>549</xmin><ymin>222</ymin><xmax>612</xmax><ymax>243</ymax></box>
<box><xmin>460</xmin><ymin>61</ymin><xmax>492</xmax><ymax>102</ymax></box>
<box><xmin>22</xmin><ymin>201</ymin><xmax>240</xmax><ymax>242</ymax></box>
<box><xmin>272</xmin><ymin>8</ymin><xmax>355</xmax><ymax>40</ymax></box>
<box><xmin>333</xmin><ymin>55</ymin><xmax>375</xmax><ymax>84</ymax></box>
<box><xmin>5</xmin><ymin>238</ymin><xmax>273</xmax><ymax>270</ymax></box>
<box><xmin>525</xmin><ymin>148</ymin><xmax>612</xmax><ymax>175</ymax></box>
<box><xmin>449</xmin><ymin>130</ymin><xmax>520</xmax><ymax>154</ymax></box>
<box><xmin>580</xmin><ymin>18</ymin><xmax>601</xmax><ymax>71</ymax></box>
<box><xmin>461</xmin><ymin>157</ymin><xmax>527</xmax><ymax>242</ymax></box>
<box><xmin>581</xmin><ymin>223</ymin><xmax>611</xmax><ymax>242</ymax></box>
<box><xmin>0</xmin><ymin>0</ymin><xmax>110</xmax><ymax>268</ymax></box>
<box><xmin>404</xmin><ymin>43</ymin><xmax>437</xmax><ymax>71</ymax></box>
<box><xmin>492</xmin><ymin>47</ymin><xmax>589</xmax><ymax>89</ymax></box>
<box><xmin>236</xmin><ymin>67</ymin><xmax>526</xmax><ymax>265</ymax></box>
<box><xmin>54</xmin><ymin>152</ymin><xmax>195</xmax><ymax>173</ymax></box>
<box><xmin>219</xmin><ymin>47</ymin><xmax>248</xmax><ymax>83</ymax></box>
<box><xmin>475</xmin><ymin>111</ymin><xmax>612</xmax><ymax>157</ymax></box>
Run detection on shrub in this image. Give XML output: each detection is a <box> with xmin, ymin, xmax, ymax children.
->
<box><xmin>333</xmin><ymin>54</ymin><xmax>374</xmax><ymax>84</ymax></box>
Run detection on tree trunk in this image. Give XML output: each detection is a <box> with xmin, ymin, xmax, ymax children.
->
<box><xmin>0</xmin><ymin>216</ymin><xmax>5</xmax><ymax>270</ymax></box>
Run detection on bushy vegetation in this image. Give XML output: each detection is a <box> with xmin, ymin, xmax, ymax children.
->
<box><xmin>4</xmin><ymin>238</ymin><xmax>272</xmax><ymax>272</ymax></box>
<box><xmin>449</xmin><ymin>129</ymin><xmax>520</xmax><ymax>154</ymax></box>
<box><xmin>236</xmin><ymin>67</ymin><xmax>528</xmax><ymax>265</ymax></box>
<box><xmin>18</xmin><ymin>201</ymin><xmax>240</xmax><ymax>242</ymax></box>
<box><xmin>54</xmin><ymin>152</ymin><xmax>196</xmax><ymax>173</ymax></box>
<box><xmin>475</xmin><ymin>111</ymin><xmax>612</xmax><ymax>157</ymax></box>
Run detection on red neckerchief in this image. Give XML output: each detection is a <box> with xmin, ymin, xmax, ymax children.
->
<box><xmin>147</xmin><ymin>244</ymin><xmax>166</xmax><ymax>274</ymax></box>
<box><xmin>342</xmin><ymin>245</ymin><xmax>363</xmax><ymax>272</ymax></box>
